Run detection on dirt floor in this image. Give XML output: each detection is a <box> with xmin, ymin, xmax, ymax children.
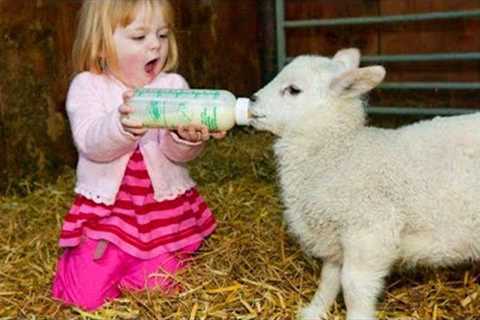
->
<box><xmin>1</xmin><ymin>128</ymin><xmax>479</xmax><ymax>319</ymax></box>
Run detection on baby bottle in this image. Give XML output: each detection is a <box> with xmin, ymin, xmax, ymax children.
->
<box><xmin>126</xmin><ymin>88</ymin><xmax>250</xmax><ymax>131</ymax></box>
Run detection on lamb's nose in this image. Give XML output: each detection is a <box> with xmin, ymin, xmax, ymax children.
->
<box><xmin>250</xmin><ymin>95</ymin><xmax>258</xmax><ymax>103</ymax></box>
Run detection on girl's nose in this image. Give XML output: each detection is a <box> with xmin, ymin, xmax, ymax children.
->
<box><xmin>148</xmin><ymin>35</ymin><xmax>161</xmax><ymax>50</ymax></box>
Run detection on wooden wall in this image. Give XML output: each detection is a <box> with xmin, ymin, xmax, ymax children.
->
<box><xmin>0</xmin><ymin>0</ymin><xmax>80</xmax><ymax>191</ymax></box>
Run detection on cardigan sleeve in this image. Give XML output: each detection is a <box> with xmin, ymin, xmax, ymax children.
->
<box><xmin>160</xmin><ymin>130</ymin><xmax>206</xmax><ymax>163</ymax></box>
<box><xmin>66</xmin><ymin>73</ymin><xmax>138</xmax><ymax>162</ymax></box>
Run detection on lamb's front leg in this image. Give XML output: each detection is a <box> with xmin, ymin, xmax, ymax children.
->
<box><xmin>341</xmin><ymin>234</ymin><xmax>396</xmax><ymax>320</ymax></box>
<box><xmin>298</xmin><ymin>259</ymin><xmax>341</xmax><ymax>320</ymax></box>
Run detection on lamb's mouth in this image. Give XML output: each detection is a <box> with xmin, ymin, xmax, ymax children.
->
<box><xmin>249</xmin><ymin>110</ymin><xmax>266</xmax><ymax>120</ymax></box>
<box><xmin>145</xmin><ymin>58</ymin><xmax>159</xmax><ymax>74</ymax></box>
<box><xmin>248</xmin><ymin>111</ymin><xmax>266</xmax><ymax>128</ymax></box>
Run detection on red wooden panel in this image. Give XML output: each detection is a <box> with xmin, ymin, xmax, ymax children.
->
<box><xmin>380</xmin><ymin>0</ymin><xmax>480</xmax><ymax>14</ymax></box>
<box><xmin>286</xmin><ymin>0</ymin><xmax>379</xmax><ymax>20</ymax></box>
<box><xmin>285</xmin><ymin>0</ymin><xmax>379</xmax><ymax>56</ymax></box>
<box><xmin>175</xmin><ymin>0</ymin><xmax>261</xmax><ymax>96</ymax></box>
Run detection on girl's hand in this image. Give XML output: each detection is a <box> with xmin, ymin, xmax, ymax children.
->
<box><xmin>210</xmin><ymin>131</ymin><xmax>227</xmax><ymax>139</ymax></box>
<box><xmin>119</xmin><ymin>90</ymin><xmax>147</xmax><ymax>137</ymax></box>
<box><xmin>176</xmin><ymin>124</ymin><xmax>227</xmax><ymax>142</ymax></box>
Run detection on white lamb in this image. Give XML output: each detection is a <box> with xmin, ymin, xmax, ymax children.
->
<box><xmin>249</xmin><ymin>48</ymin><xmax>480</xmax><ymax>320</ymax></box>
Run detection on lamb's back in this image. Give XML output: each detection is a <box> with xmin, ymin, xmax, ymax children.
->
<box><xmin>302</xmin><ymin>112</ymin><xmax>480</xmax><ymax>231</ymax></box>
<box><xmin>344</xmin><ymin>114</ymin><xmax>480</xmax><ymax>240</ymax></box>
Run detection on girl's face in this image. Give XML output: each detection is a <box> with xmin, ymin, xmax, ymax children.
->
<box><xmin>112</xmin><ymin>4</ymin><xmax>169</xmax><ymax>88</ymax></box>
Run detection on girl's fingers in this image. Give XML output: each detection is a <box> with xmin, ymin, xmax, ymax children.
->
<box><xmin>120</xmin><ymin>118</ymin><xmax>143</xmax><ymax>128</ymax></box>
<box><xmin>188</xmin><ymin>126</ymin><xmax>197</xmax><ymax>137</ymax></box>
<box><xmin>194</xmin><ymin>126</ymin><xmax>210</xmax><ymax>141</ymax></box>
<box><xmin>176</xmin><ymin>125</ymin><xmax>208</xmax><ymax>142</ymax></box>
<box><xmin>119</xmin><ymin>104</ymin><xmax>133</xmax><ymax>115</ymax></box>
<box><xmin>176</xmin><ymin>125</ymin><xmax>188</xmax><ymax>137</ymax></box>
<box><xmin>210</xmin><ymin>131</ymin><xmax>227</xmax><ymax>139</ymax></box>
<box><xmin>176</xmin><ymin>125</ymin><xmax>190</xmax><ymax>140</ymax></box>
<box><xmin>176</xmin><ymin>125</ymin><xmax>228</xmax><ymax>142</ymax></box>
<box><xmin>122</xmin><ymin>89</ymin><xmax>134</xmax><ymax>102</ymax></box>
<box><xmin>120</xmin><ymin>117</ymin><xmax>147</xmax><ymax>136</ymax></box>
<box><xmin>200</xmin><ymin>126</ymin><xmax>209</xmax><ymax>140</ymax></box>
<box><xmin>129</xmin><ymin>127</ymin><xmax>147</xmax><ymax>136</ymax></box>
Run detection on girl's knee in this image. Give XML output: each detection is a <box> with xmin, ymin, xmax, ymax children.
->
<box><xmin>52</xmin><ymin>239</ymin><xmax>126</xmax><ymax>310</ymax></box>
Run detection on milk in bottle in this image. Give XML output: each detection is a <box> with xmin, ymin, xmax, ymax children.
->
<box><xmin>126</xmin><ymin>88</ymin><xmax>250</xmax><ymax>131</ymax></box>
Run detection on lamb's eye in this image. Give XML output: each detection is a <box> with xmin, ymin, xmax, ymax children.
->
<box><xmin>282</xmin><ymin>85</ymin><xmax>302</xmax><ymax>96</ymax></box>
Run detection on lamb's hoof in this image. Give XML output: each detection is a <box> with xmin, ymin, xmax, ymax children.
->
<box><xmin>297</xmin><ymin>306</ymin><xmax>327</xmax><ymax>320</ymax></box>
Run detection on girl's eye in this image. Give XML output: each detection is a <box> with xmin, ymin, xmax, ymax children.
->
<box><xmin>132</xmin><ymin>35</ymin><xmax>145</xmax><ymax>41</ymax></box>
<box><xmin>158</xmin><ymin>33</ymin><xmax>168</xmax><ymax>39</ymax></box>
<box><xmin>282</xmin><ymin>85</ymin><xmax>302</xmax><ymax>96</ymax></box>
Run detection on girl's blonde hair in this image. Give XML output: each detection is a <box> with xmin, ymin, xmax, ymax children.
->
<box><xmin>72</xmin><ymin>0</ymin><xmax>178</xmax><ymax>75</ymax></box>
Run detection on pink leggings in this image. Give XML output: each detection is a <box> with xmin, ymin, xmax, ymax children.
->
<box><xmin>52</xmin><ymin>238</ymin><xmax>197</xmax><ymax>311</ymax></box>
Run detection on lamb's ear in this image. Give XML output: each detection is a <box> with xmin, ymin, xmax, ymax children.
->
<box><xmin>329</xmin><ymin>66</ymin><xmax>386</xmax><ymax>99</ymax></box>
<box><xmin>332</xmin><ymin>48</ymin><xmax>360</xmax><ymax>71</ymax></box>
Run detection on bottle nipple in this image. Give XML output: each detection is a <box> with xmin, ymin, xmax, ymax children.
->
<box><xmin>235</xmin><ymin>98</ymin><xmax>251</xmax><ymax>125</ymax></box>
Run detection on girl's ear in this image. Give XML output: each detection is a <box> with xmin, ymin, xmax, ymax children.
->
<box><xmin>332</xmin><ymin>48</ymin><xmax>361</xmax><ymax>71</ymax></box>
<box><xmin>329</xmin><ymin>66</ymin><xmax>386</xmax><ymax>99</ymax></box>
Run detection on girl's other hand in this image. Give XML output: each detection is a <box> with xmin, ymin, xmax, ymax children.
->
<box><xmin>176</xmin><ymin>124</ymin><xmax>209</xmax><ymax>143</ymax></box>
<box><xmin>175</xmin><ymin>125</ymin><xmax>226</xmax><ymax>143</ymax></box>
<box><xmin>119</xmin><ymin>90</ymin><xmax>147</xmax><ymax>137</ymax></box>
<box><xmin>210</xmin><ymin>131</ymin><xmax>227</xmax><ymax>139</ymax></box>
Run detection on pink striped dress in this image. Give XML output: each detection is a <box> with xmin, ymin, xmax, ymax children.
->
<box><xmin>59</xmin><ymin>148</ymin><xmax>216</xmax><ymax>259</ymax></box>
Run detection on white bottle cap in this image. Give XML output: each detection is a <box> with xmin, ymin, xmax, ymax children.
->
<box><xmin>235</xmin><ymin>98</ymin><xmax>250</xmax><ymax>126</ymax></box>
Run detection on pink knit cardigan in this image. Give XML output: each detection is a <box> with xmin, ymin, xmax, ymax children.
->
<box><xmin>66</xmin><ymin>72</ymin><xmax>205</xmax><ymax>205</ymax></box>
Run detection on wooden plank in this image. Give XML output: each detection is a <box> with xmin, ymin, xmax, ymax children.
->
<box><xmin>285</xmin><ymin>0</ymin><xmax>379</xmax><ymax>56</ymax></box>
<box><xmin>176</xmin><ymin>0</ymin><xmax>261</xmax><ymax>96</ymax></box>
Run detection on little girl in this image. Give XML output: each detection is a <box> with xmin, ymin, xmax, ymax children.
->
<box><xmin>52</xmin><ymin>0</ymin><xmax>224</xmax><ymax>311</ymax></box>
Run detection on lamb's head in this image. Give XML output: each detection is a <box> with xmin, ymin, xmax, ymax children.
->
<box><xmin>250</xmin><ymin>48</ymin><xmax>386</xmax><ymax>136</ymax></box>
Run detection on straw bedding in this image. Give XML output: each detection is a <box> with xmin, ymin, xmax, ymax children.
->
<box><xmin>1</xmin><ymin>129</ymin><xmax>479</xmax><ymax>319</ymax></box>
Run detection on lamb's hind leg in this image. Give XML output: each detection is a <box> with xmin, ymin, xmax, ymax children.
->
<box><xmin>298</xmin><ymin>259</ymin><xmax>341</xmax><ymax>320</ymax></box>
<box><xmin>341</xmin><ymin>233</ymin><xmax>396</xmax><ymax>320</ymax></box>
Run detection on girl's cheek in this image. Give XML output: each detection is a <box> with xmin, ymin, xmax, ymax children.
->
<box><xmin>119</xmin><ymin>55</ymin><xmax>144</xmax><ymax>78</ymax></box>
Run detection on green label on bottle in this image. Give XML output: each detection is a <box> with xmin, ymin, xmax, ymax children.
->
<box><xmin>200</xmin><ymin>106</ymin><xmax>218</xmax><ymax>130</ymax></box>
<box><xmin>148</xmin><ymin>101</ymin><xmax>166</xmax><ymax>125</ymax></box>
<box><xmin>178</xmin><ymin>103</ymin><xmax>192</xmax><ymax>122</ymax></box>
<box><xmin>134</xmin><ymin>88</ymin><xmax>223</xmax><ymax>101</ymax></box>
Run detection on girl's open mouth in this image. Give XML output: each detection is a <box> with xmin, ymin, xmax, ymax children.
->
<box><xmin>144</xmin><ymin>58</ymin><xmax>159</xmax><ymax>75</ymax></box>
